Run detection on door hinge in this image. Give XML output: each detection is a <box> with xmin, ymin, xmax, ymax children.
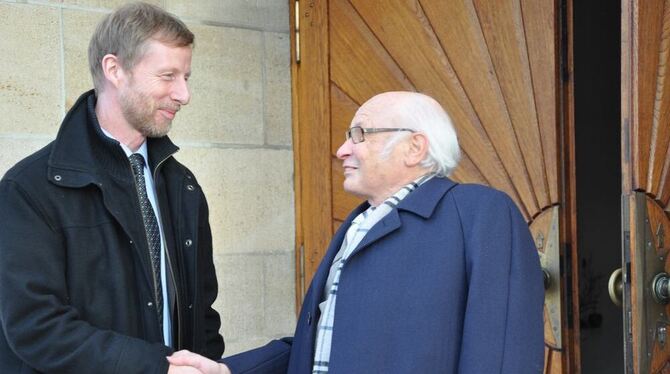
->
<box><xmin>294</xmin><ymin>0</ymin><xmax>301</xmax><ymax>63</ymax></box>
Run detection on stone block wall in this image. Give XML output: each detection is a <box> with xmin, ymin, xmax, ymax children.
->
<box><xmin>0</xmin><ymin>0</ymin><xmax>295</xmax><ymax>356</ymax></box>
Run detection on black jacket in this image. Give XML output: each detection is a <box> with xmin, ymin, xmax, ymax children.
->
<box><xmin>0</xmin><ymin>91</ymin><xmax>224</xmax><ymax>373</ymax></box>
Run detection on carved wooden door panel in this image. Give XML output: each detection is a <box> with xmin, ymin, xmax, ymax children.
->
<box><xmin>621</xmin><ymin>0</ymin><xmax>670</xmax><ymax>371</ymax></box>
<box><xmin>291</xmin><ymin>1</ymin><xmax>575</xmax><ymax>372</ymax></box>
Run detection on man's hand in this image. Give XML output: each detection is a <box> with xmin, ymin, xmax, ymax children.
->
<box><xmin>168</xmin><ymin>350</ymin><xmax>231</xmax><ymax>374</ymax></box>
<box><xmin>168</xmin><ymin>364</ymin><xmax>205</xmax><ymax>374</ymax></box>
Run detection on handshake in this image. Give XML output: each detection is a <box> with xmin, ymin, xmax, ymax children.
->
<box><xmin>167</xmin><ymin>351</ymin><xmax>232</xmax><ymax>374</ymax></box>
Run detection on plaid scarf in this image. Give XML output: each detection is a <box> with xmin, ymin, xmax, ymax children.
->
<box><xmin>312</xmin><ymin>173</ymin><xmax>435</xmax><ymax>373</ymax></box>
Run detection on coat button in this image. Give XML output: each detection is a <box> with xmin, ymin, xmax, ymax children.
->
<box><xmin>188</xmin><ymin>304</ymin><xmax>193</xmax><ymax>309</ymax></box>
<box><xmin>307</xmin><ymin>312</ymin><xmax>312</xmax><ymax>325</ymax></box>
<box><xmin>54</xmin><ymin>175</ymin><xmax>62</xmax><ymax>181</ymax></box>
<box><xmin>186</xmin><ymin>184</ymin><xmax>195</xmax><ymax>191</ymax></box>
<box><xmin>184</xmin><ymin>239</ymin><xmax>193</xmax><ymax>247</ymax></box>
<box><xmin>147</xmin><ymin>302</ymin><xmax>153</xmax><ymax>307</ymax></box>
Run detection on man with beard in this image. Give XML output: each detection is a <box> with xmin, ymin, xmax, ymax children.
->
<box><xmin>0</xmin><ymin>3</ymin><xmax>223</xmax><ymax>373</ymax></box>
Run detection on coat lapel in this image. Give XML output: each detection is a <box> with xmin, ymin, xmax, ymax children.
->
<box><xmin>347</xmin><ymin>208</ymin><xmax>402</xmax><ymax>259</ymax></box>
<box><xmin>101</xmin><ymin>175</ymin><xmax>157</xmax><ymax>290</ymax></box>
<box><xmin>305</xmin><ymin>203</ymin><xmax>367</xmax><ymax>309</ymax></box>
<box><xmin>347</xmin><ymin>177</ymin><xmax>459</xmax><ymax>260</ymax></box>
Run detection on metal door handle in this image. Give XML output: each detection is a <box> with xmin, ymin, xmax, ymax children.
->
<box><xmin>652</xmin><ymin>272</ymin><xmax>670</xmax><ymax>304</ymax></box>
<box><xmin>543</xmin><ymin>268</ymin><xmax>551</xmax><ymax>290</ymax></box>
<box><xmin>608</xmin><ymin>268</ymin><xmax>622</xmax><ymax>307</ymax></box>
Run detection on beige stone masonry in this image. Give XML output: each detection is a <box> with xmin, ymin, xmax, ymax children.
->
<box><xmin>171</xmin><ymin>24</ymin><xmax>264</xmax><ymax>145</ymax></box>
<box><xmin>0</xmin><ymin>4</ymin><xmax>62</xmax><ymax>136</ymax></box>
<box><xmin>166</xmin><ymin>0</ymin><xmax>289</xmax><ymax>33</ymax></box>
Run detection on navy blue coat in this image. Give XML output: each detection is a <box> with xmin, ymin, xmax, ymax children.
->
<box><xmin>224</xmin><ymin>177</ymin><xmax>544</xmax><ymax>373</ymax></box>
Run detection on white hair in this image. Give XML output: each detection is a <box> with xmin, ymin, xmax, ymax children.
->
<box><xmin>380</xmin><ymin>92</ymin><xmax>461</xmax><ymax>177</ymax></box>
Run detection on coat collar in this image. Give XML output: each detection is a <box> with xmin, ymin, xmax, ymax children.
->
<box><xmin>395</xmin><ymin>175</ymin><xmax>458</xmax><ymax>218</ymax></box>
<box><xmin>309</xmin><ymin>176</ymin><xmax>459</xmax><ymax>309</ymax></box>
<box><xmin>339</xmin><ymin>176</ymin><xmax>459</xmax><ymax>226</ymax></box>
<box><xmin>47</xmin><ymin>90</ymin><xmax>179</xmax><ymax>187</ymax></box>
<box><xmin>350</xmin><ymin>176</ymin><xmax>458</xmax><ymax>255</ymax></box>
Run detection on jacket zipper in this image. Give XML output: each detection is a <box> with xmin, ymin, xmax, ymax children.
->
<box><xmin>153</xmin><ymin>153</ymin><xmax>183</xmax><ymax>349</ymax></box>
<box><xmin>164</xmin><ymin>236</ymin><xmax>182</xmax><ymax>349</ymax></box>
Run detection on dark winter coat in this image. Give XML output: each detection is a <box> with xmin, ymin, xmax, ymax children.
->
<box><xmin>0</xmin><ymin>90</ymin><xmax>224</xmax><ymax>373</ymax></box>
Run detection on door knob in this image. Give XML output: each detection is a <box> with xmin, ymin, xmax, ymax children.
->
<box><xmin>543</xmin><ymin>268</ymin><xmax>551</xmax><ymax>290</ymax></box>
<box><xmin>608</xmin><ymin>268</ymin><xmax>623</xmax><ymax>307</ymax></box>
<box><xmin>652</xmin><ymin>272</ymin><xmax>670</xmax><ymax>304</ymax></box>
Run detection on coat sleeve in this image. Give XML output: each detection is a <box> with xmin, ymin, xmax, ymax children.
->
<box><xmin>221</xmin><ymin>338</ymin><xmax>292</xmax><ymax>374</ymax></box>
<box><xmin>0</xmin><ymin>180</ymin><xmax>172</xmax><ymax>374</ymax></box>
<box><xmin>455</xmin><ymin>190</ymin><xmax>544</xmax><ymax>373</ymax></box>
<box><xmin>197</xmin><ymin>193</ymin><xmax>225</xmax><ymax>359</ymax></box>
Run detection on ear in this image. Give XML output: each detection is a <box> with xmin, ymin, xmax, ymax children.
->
<box><xmin>404</xmin><ymin>132</ymin><xmax>429</xmax><ymax>167</ymax></box>
<box><xmin>100</xmin><ymin>54</ymin><xmax>126</xmax><ymax>89</ymax></box>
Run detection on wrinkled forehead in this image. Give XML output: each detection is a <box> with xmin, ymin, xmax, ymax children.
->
<box><xmin>349</xmin><ymin>111</ymin><xmax>373</xmax><ymax>128</ymax></box>
<box><xmin>350</xmin><ymin>94</ymin><xmax>398</xmax><ymax>128</ymax></box>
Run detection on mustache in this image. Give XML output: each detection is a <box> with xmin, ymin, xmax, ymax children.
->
<box><xmin>159</xmin><ymin>103</ymin><xmax>181</xmax><ymax>112</ymax></box>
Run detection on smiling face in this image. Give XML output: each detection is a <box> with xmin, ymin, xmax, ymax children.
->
<box><xmin>117</xmin><ymin>39</ymin><xmax>192</xmax><ymax>138</ymax></box>
<box><xmin>336</xmin><ymin>94</ymin><xmax>421</xmax><ymax>206</ymax></box>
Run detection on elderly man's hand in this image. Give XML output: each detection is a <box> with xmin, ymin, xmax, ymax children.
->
<box><xmin>168</xmin><ymin>350</ymin><xmax>231</xmax><ymax>374</ymax></box>
<box><xmin>168</xmin><ymin>364</ymin><xmax>204</xmax><ymax>374</ymax></box>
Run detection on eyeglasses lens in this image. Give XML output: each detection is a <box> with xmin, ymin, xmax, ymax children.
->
<box><xmin>352</xmin><ymin>127</ymin><xmax>364</xmax><ymax>143</ymax></box>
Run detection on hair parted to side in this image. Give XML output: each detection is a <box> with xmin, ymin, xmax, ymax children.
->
<box><xmin>382</xmin><ymin>92</ymin><xmax>461</xmax><ymax>177</ymax></box>
<box><xmin>88</xmin><ymin>2</ymin><xmax>194</xmax><ymax>93</ymax></box>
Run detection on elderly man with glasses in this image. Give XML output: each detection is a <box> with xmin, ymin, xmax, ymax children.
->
<box><xmin>169</xmin><ymin>91</ymin><xmax>545</xmax><ymax>374</ymax></box>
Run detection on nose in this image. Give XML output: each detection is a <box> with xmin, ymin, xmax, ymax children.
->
<box><xmin>336</xmin><ymin>138</ymin><xmax>352</xmax><ymax>160</ymax></box>
<box><xmin>171</xmin><ymin>76</ymin><xmax>191</xmax><ymax>105</ymax></box>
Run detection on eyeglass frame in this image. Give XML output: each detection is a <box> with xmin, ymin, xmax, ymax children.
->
<box><xmin>345</xmin><ymin>126</ymin><xmax>416</xmax><ymax>144</ymax></box>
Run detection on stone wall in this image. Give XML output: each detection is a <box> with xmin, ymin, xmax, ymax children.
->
<box><xmin>0</xmin><ymin>0</ymin><xmax>295</xmax><ymax>355</ymax></box>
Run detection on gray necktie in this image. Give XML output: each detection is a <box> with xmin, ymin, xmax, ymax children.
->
<box><xmin>128</xmin><ymin>153</ymin><xmax>163</xmax><ymax>332</ymax></box>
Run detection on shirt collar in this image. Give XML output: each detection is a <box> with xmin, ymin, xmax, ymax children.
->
<box><xmin>100</xmin><ymin>127</ymin><xmax>149</xmax><ymax>165</ymax></box>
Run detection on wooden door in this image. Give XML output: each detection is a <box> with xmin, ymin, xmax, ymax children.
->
<box><xmin>621</xmin><ymin>0</ymin><xmax>670</xmax><ymax>371</ymax></box>
<box><xmin>290</xmin><ymin>0</ymin><xmax>577</xmax><ymax>372</ymax></box>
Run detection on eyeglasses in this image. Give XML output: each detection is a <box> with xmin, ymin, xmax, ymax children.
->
<box><xmin>345</xmin><ymin>126</ymin><xmax>415</xmax><ymax>144</ymax></box>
